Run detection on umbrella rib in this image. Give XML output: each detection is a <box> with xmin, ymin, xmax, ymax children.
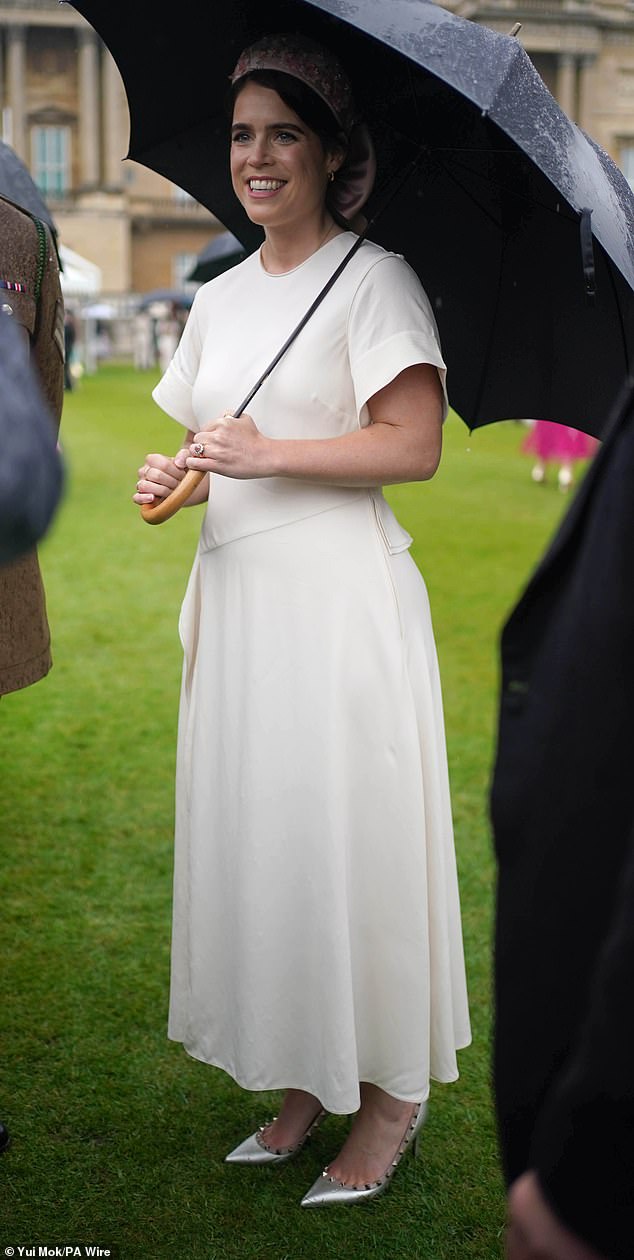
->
<box><xmin>406</xmin><ymin>63</ymin><xmax>425</xmax><ymax>134</ymax></box>
<box><xmin>435</xmin><ymin>152</ymin><xmax>577</xmax><ymax>227</ymax></box>
<box><xmin>435</xmin><ymin>156</ymin><xmax>507</xmax><ymax>232</ymax></box>
<box><xmin>478</xmin><ymin>41</ymin><xmax>525</xmax><ymax>119</ymax></box>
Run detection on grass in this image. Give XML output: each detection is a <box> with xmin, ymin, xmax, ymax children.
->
<box><xmin>0</xmin><ymin>365</ymin><xmax>579</xmax><ymax>1259</ymax></box>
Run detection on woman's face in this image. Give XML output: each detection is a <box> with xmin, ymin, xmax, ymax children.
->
<box><xmin>230</xmin><ymin>81</ymin><xmax>336</xmax><ymax>232</ymax></box>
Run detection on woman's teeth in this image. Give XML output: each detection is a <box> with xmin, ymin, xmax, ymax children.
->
<box><xmin>249</xmin><ymin>179</ymin><xmax>285</xmax><ymax>190</ymax></box>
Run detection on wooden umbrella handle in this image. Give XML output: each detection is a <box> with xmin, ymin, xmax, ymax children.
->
<box><xmin>140</xmin><ymin>468</ymin><xmax>205</xmax><ymax>525</ymax></box>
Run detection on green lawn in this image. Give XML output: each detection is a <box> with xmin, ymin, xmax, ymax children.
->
<box><xmin>0</xmin><ymin>366</ymin><xmax>578</xmax><ymax>1260</ymax></box>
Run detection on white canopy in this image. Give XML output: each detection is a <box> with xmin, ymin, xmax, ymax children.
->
<box><xmin>59</xmin><ymin>244</ymin><xmax>102</xmax><ymax>298</ymax></box>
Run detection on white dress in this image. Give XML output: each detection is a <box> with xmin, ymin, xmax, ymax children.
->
<box><xmin>153</xmin><ymin>232</ymin><xmax>471</xmax><ymax>1115</ymax></box>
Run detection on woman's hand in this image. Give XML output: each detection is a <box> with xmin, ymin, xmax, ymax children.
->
<box><xmin>133</xmin><ymin>448</ymin><xmax>189</xmax><ymax>505</ymax></box>
<box><xmin>186</xmin><ymin>412</ymin><xmax>274</xmax><ymax>480</ymax></box>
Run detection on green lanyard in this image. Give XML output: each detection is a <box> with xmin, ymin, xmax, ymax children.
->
<box><xmin>32</xmin><ymin>216</ymin><xmax>47</xmax><ymax>305</ymax></box>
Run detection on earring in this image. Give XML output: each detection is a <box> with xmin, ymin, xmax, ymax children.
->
<box><xmin>328</xmin><ymin>170</ymin><xmax>335</xmax><ymax>182</ymax></box>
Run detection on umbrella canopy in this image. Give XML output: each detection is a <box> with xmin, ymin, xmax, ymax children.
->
<box><xmin>0</xmin><ymin>140</ymin><xmax>57</xmax><ymax>234</ymax></box>
<box><xmin>70</xmin><ymin>0</ymin><xmax>634</xmax><ymax>436</ymax></box>
<box><xmin>187</xmin><ymin>231</ymin><xmax>246</xmax><ymax>283</ymax></box>
<box><xmin>137</xmin><ymin>288</ymin><xmax>194</xmax><ymax>310</ymax></box>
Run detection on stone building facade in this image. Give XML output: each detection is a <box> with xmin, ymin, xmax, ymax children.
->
<box><xmin>0</xmin><ymin>0</ymin><xmax>217</xmax><ymax>296</ymax></box>
<box><xmin>445</xmin><ymin>0</ymin><xmax>634</xmax><ymax>184</ymax></box>
<box><xmin>0</xmin><ymin>0</ymin><xmax>632</xmax><ymax>299</ymax></box>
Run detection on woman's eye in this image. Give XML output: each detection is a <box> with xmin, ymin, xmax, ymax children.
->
<box><xmin>232</xmin><ymin>131</ymin><xmax>251</xmax><ymax>144</ymax></box>
<box><xmin>275</xmin><ymin>131</ymin><xmax>296</xmax><ymax>143</ymax></box>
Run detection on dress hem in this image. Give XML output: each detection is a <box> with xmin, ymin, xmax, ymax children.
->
<box><xmin>167</xmin><ymin>1035</ymin><xmax>470</xmax><ymax>1115</ymax></box>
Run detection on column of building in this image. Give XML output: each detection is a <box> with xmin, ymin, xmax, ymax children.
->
<box><xmin>557</xmin><ymin>49</ymin><xmax>601</xmax><ymax>139</ymax></box>
<box><xmin>6</xmin><ymin>23</ymin><xmax>27</xmax><ymax>160</ymax></box>
<box><xmin>558</xmin><ymin>52</ymin><xmax>578</xmax><ymax>120</ymax></box>
<box><xmin>576</xmin><ymin>55</ymin><xmax>597</xmax><ymax>138</ymax></box>
<box><xmin>102</xmin><ymin>48</ymin><xmax>127</xmax><ymax>190</ymax></box>
<box><xmin>78</xmin><ymin>27</ymin><xmax>100</xmax><ymax>188</ymax></box>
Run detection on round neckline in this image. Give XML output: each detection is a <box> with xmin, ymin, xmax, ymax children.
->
<box><xmin>258</xmin><ymin>230</ymin><xmax>354</xmax><ymax>278</ymax></box>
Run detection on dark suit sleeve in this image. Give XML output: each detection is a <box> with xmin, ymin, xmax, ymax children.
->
<box><xmin>530</xmin><ymin>816</ymin><xmax>634</xmax><ymax>1260</ymax></box>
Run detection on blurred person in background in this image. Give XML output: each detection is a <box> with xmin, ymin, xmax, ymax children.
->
<box><xmin>156</xmin><ymin>303</ymin><xmax>181</xmax><ymax>373</ymax></box>
<box><xmin>133</xmin><ymin>309</ymin><xmax>155</xmax><ymax>370</ymax></box>
<box><xmin>522</xmin><ymin>420</ymin><xmax>597</xmax><ymax>492</ymax></box>
<box><xmin>63</xmin><ymin>309</ymin><xmax>77</xmax><ymax>391</ymax></box>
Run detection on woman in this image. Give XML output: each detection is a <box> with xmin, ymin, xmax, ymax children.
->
<box><xmin>522</xmin><ymin>421</ymin><xmax>598</xmax><ymax>492</ymax></box>
<box><xmin>134</xmin><ymin>34</ymin><xmax>470</xmax><ymax>1207</ymax></box>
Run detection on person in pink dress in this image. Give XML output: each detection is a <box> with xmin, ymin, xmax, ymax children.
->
<box><xmin>522</xmin><ymin>421</ymin><xmax>597</xmax><ymax>491</ymax></box>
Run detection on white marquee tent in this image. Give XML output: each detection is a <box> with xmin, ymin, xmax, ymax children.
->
<box><xmin>59</xmin><ymin>244</ymin><xmax>102</xmax><ymax>299</ymax></box>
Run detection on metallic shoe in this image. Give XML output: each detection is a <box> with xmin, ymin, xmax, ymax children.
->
<box><xmin>225</xmin><ymin>1108</ymin><xmax>326</xmax><ymax>1165</ymax></box>
<box><xmin>300</xmin><ymin>1100</ymin><xmax>428</xmax><ymax>1207</ymax></box>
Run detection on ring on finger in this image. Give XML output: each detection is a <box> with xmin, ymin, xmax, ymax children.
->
<box><xmin>192</xmin><ymin>441</ymin><xmax>205</xmax><ymax>457</ymax></box>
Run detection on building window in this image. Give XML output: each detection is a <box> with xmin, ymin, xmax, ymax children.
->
<box><xmin>172</xmin><ymin>252</ymin><xmax>198</xmax><ymax>292</ymax></box>
<box><xmin>620</xmin><ymin>142</ymin><xmax>634</xmax><ymax>189</ymax></box>
<box><xmin>31</xmin><ymin>126</ymin><xmax>71</xmax><ymax>196</ymax></box>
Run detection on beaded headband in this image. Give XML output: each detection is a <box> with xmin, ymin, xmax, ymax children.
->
<box><xmin>231</xmin><ymin>33</ymin><xmax>355</xmax><ymax>136</ymax></box>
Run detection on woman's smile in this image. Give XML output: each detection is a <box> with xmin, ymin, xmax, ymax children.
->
<box><xmin>246</xmin><ymin>177</ymin><xmax>288</xmax><ymax>197</ymax></box>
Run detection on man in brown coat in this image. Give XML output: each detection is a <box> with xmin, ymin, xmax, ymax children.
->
<box><xmin>0</xmin><ymin>192</ymin><xmax>64</xmax><ymax>696</ymax></box>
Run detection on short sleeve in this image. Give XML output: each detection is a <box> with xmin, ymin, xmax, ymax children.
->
<box><xmin>347</xmin><ymin>255</ymin><xmax>448</xmax><ymax>421</ymax></box>
<box><xmin>152</xmin><ymin>294</ymin><xmax>203</xmax><ymax>428</ymax></box>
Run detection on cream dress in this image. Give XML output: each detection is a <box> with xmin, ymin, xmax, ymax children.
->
<box><xmin>153</xmin><ymin>232</ymin><xmax>471</xmax><ymax>1115</ymax></box>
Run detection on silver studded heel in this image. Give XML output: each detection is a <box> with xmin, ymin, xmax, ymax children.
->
<box><xmin>225</xmin><ymin>1108</ymin><xmax>326</xmax><ymax>1165</ymax></box>
<box><xmin>300</xmin><ymin>1100</ymin><xmax>428</xmax><ymax>1207</ymax></box>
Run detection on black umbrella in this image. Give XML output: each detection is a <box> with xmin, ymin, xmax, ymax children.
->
<box><xmin>137</xmin><ymin>288</ymin><xmax>194</xmax><ymax>309</ymax></box>
<box><xmin>187</xmin><ymin>231</ymin><xmax>246</xmax><ymax>283</ymax></box>
<box><xmin>0</xmin><ymin>140</ymin><xmax>57</xmax><ymax>234</ymax></box>
<box><xmin>71</xmin><ymin>0</ymin><xmax>634</xmax><ymax>436</ymax></box>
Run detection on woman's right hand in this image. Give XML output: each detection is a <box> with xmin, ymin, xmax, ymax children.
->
<box><xmin>133</xmin><ymin>449</ymin><xmax>189</xmax><ymax>505</ymax></box>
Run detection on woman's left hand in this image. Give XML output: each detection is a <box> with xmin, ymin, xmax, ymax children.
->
<box><xmin>187</xmin><ymin>412</ymin><xmax>274</xmax><ymax>480</ymax></box>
